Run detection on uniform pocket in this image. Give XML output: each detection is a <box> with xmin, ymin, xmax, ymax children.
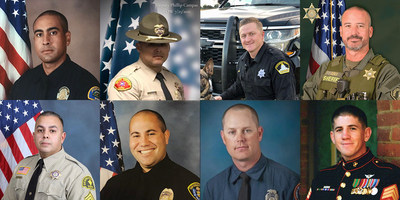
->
<box><xmin>254</xmin><ymin>77</ymin><xmax>272</xmax><ymax>97</ymax></box>
<box><xmin>37</xmin><ymin>180</ymin><xmax>65</xmax><ymax>200</ymax></box>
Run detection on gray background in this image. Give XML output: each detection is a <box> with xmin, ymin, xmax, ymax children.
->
<box><xmin>39</xmin><ymin>100</ymin><xmax>100</xmax><ymax>198</ymax></box>
<box><xmin>113</xmin><ymin>101</ymin><xmax>200</xmax><ymax>176</ymax></box>
<box><xmin>26</xmin><ymin>0</ymin><xmax>100</xmax><ymax>81</ymax></box>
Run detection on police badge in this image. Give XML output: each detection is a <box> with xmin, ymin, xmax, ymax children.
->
<box><xmin>265</xmin><ymin>189</ymin><xmax>279</xmax><ymax>200</ymax></box>
<box><xmin>159</xmin><ymin>188</ymin><xmax>174</xmax><ymax>200</ymax></box>
<box><xmin>154</xmin><ymin>24</ymin><xmax>165</xmax><ymax>37</ymax></box>
<box><xmin>57</xmin><ymin>86</ymin><xmax>70</xmax><ymax>100</ymax></box>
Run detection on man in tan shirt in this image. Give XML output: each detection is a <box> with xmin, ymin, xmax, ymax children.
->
<box><xmin>107</xmin><ymin>12</ymin><xmax>184</xmax><ymax>100</ymax></box>
<box><xmin>2</xmin><ymin>111</ymin><xmax>96</xmax><ymax>200</ymax></box>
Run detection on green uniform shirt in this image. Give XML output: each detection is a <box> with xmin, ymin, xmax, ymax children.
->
<box><xmin>303</xmin><ymin>49</ymin><xmax>400</xmax><ymax>100</ymax></box>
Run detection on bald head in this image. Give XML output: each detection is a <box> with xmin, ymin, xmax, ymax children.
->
<box><xmin>342</xmin><ymin>6</ymin><xmax>372</xmax><ymax>26</ymax></box>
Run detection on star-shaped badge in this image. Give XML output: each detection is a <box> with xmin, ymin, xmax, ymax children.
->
<box><xmin>303</xmin><ymin>3</ymin><xmax>320</xmax><ymax>24</ymax></box>
<box><xmin>257</xmin><ymin>69</ymin><xmax>265</xmax><ymax>78</ymax></box>
<box><xmin>363</xmin><ymin>68</ymin><xmax>376</xmax><ymax>80</ymax></box>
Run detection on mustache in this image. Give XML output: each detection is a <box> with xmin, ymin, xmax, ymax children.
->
<box><xmin>347</xmin><ymin>35</ymin><xmax>363</xmax><ymax>40</ymax></box>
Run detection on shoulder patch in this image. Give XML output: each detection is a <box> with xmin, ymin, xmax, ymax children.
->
<box><xmin>16</xmin><ymin>167</ymin><xmax>30</xmax><ymax>175</ymax></box>
<box><xmin>114</xmin><ymin>77</ymin><xmax>132</xmax><ymax>91</ymax></box>
<box><xmin>84</xmin><ymin>192</ymin><xmax>95</xmax><ymax>200</ymax></box>
<box><xmin>187</xmin><ymin>182</ymin><xmax>200</xmax><ymax>200</ymax></box>
<box><xmin>275</xmin><ymin>61</ymin><xmax>290</xmax><ymax>74</ymax></box>
<box><xmin>82</xmin><ymin>176</ymin><xmax>95</xmax><ymax>190</ymax></box>
<box><xmin>391</xmin><ymin>87</ymin><xmax>400</xmax><ymax>100</ymax></box>
<box><xmin>87</xmin><ymin>86</ymin><xmax>100</xmax><ymax>100</ymax></box>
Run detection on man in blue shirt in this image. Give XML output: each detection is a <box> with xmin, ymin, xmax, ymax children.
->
<box><xmin>203</xmin><ymin>104</ymin><xmax>300</xmax><ymax>200</ymax></box>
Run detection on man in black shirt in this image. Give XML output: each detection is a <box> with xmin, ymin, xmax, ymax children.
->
<box><xmin>214</xmin><ymin>17</ymin><xmax>296</xmax><ymax>100</ymax></box>
<box><xmin>101</xmin><ymin>109</ymin><xmax>200</xmax><ymax>200</ymax></box>
<box><xmin>9</xmin><ymin>10</ymin><xmax>99</xmax><ymax>100</ymax></box>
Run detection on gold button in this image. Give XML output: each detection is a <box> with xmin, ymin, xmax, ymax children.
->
<box><xmin>342</xmin><ymin>162</ymin><xmax>345</xmax><ymax>167</ymax></box>
<box><xmin>341</xmin><ymin>182</ymin><xmax>346</xmax><ymax>188</ymax></box>
<box><xmin>375</xmin><ymin>160</ymin><xmax>379</xmax><ymax>163</ymax></box>
<box><xmin>353</xmin><ymin>162</ymin><xmax>358</xmax><ymax>167</ymax></box>
<box><xmin>337</xmin><ymin>195</ymin><xmax>342</xmax><ymax>200</ymax></box>
<box><xmin>345</xmin><ymin>171</ymin><xmax>351</xmax><ymax>177</ymax></box>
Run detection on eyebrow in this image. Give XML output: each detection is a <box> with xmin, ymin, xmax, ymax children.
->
<box><xmin>130</xmin><ymin>129</ymin><xmax>158</xmax><ymax>135</ymax></box>
<box><xmin>34</xmin><ymin>26</ymin><xmax>60</xmax><ymax>34</ymax></box>
<box><xmin>36</xmin><ymin>125</ymin><xmax>59</xmax><ymax>129</ymax></box>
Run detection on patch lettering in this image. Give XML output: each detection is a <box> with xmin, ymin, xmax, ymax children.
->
<box><xmin>187</xmin><ymin>182</ymin><xmax>200</xmax><ymax>200</ymax></box>
<box><xmin>275</xmin><ymin>61</ymin><xmax>290</xmax><ymax>74</ymax></box>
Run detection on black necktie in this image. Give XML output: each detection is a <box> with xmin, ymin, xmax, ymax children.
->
<box><xmin>25</xmin><ymin>159</ymin><xmax>44</xmax><ymax>200</ymax></box>
<box><xmin>238</xmin><ymin>172</ymin><xmax>250</xmax><ymax>200</ymax></box>
<box><xmin>156</xmin><ymin>73</ymin><xmax>173</xmax><ymax>100</ymax></box>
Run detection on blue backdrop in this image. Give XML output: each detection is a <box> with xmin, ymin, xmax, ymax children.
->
<box><xmin>201</xmin><ymin>101</ymin><xmax>300</xmax><ymax>193</ymax></box>
<box><xmin>39</xmin><ymin>101</ymin><xmax>100</xmax><ymax>198</ymax></box>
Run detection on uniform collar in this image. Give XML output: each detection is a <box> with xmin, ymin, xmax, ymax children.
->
<box><xmin>242</xmin><ymin>43</ymin><xmax>268</xmax><ymax>65</ymax></box>
<box><xmin>134</xmin><ymin>153</ymin><xmax>172</xmax><ymax>175</ymax></box>
<box><xmin>230</xmin><ymin>153</ymin><xmax>268</xmax><ymax>184</ymax></box>
<box><xmin>137</xmin><ymin>58</ymin><xmax>169</xmax><ymax>82</ymax></box>
<box><xmin>41</xmin><ymin>147</ymin><xmax>66</xmax><ymax>172</ymax></box>
<box><xmin>40</xmin><ymin>55</ymin><xmax>72</xmax><ymax>78</ymax></box>
<box><xmin>344</xmin><ymin>49</ymin><xmax>375</xmax><ymax>71</ymax></box>
<box><xmin>339</xmin><ymin>148</ymin><xmax>375</xmax><ymax>171</ymax></box>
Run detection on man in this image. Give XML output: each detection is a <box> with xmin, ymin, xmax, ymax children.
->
<box><xmin>107</xmin><ymin>12</ymin><xmax>184</xmax><ymax>100</ymax></box>
<box><xmin>306</xmin><ymin>105</ymin><xmax>400</xmax><ymax>200</ymax></box>
<box><xmin>214</xmin><ymin>17</ymin><xmax>296</xmax><ymax>100</ymax></box>
<box><xmin>204</xmin><ymin>104</ymin><xmax>299</xmax><ymax>199</ymax></box>
<box><xmin>2</xmin><ymin>111</ymin><xmax>96</xmax><ymax>200</ymax></box>
<box><xmin>303</xmin><ymin>6</ymin><xmax>400</xmax><ymax>100</ymax></box>
<box><xmin>101</xmin><ymin>109</ymin><xmax>200</xmax><ymax>199</ymax></box>
<box><xmin>9</xmin><ymin>10</ymin><xmax>100</xmax><ymax>100</ymax></box>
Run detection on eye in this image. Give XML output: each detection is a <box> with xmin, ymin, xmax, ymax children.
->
<box><xmin>35</xmin><ymin>33</ymin><xmax>42</xmax><ymax>37</ymax></box>
<box><xmin>50</xmin><ymin>129</ymin><xmax>57</xmax><ymax>133</ymax></box>
<box><xmin>148</xmin><ymin>132</ymin><xmax>156</xmax><ymax>136</ymax></box>
<box><xmin>227</xmin><ymin>130</ymin><xmax>235</xmax><ymax>135</ymax></box>
<box><xmin>335</xmin><ymin>128</ymin><xmax>343</xmax><ymax>133</ymax></box>
<box><xmin>244</xmin><ymin>129</ymin><xmax>252</xmax><ymax>133</ymax></box>
<box><xmin>37</xmin><ymin>129</ymin><xmax>43</xmax><ymax>133</ymax></box>
<box><xmin>50</xmin><ymin>31</ymin><xmax>57</xmax><ymax>36</ymax></box>
<box><xmin>131</xmin><ymin>133</ymin><xmax>140</xmax><ymax>138</ymax></box>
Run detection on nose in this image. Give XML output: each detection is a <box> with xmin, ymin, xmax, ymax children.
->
<box><xmin>42</xmin><ymin>33</ymin><xmax>50</xmax><ymax>45</ymax></box>
<box><xmin>139</xmin><ymin>135</ymin><xmax>150</xmax><ymax>145</ymax></box>
<box><xmin>42</xmin><ymin>130</ymin><xmax>49</xmax><ymax>138</ymax></box>
<box><xmin>235</xmin><ymin>132</ymin><xmax>245</xmax><ymax>142</ymax></box>
<box><xmin>341</xmin><ymin>128</ymin><xmax>351</xmax><ymax>140</ymax></box>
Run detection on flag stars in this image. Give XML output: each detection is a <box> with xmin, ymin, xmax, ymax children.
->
<box><xmin>33</xmin><ymin>102</ymin><xmax>38</xmax><ymax>108</ymax></box>
<box><xmin>321</xmin><ymin>12</ymin><xmax>328</xmax><ymax>19</ymax></box>
<box><xmin>11</xmin><ymin>0</ymin><xmax>18</xmax><ymax>4</ymax></box>
<box><xmin>321</xmin><ymin>0</ymin><xmax>326</xmax><ymax>6</ymax></box>
<box><xmin>338</xmin><ymin>0</ymin><xmax>343</xmax><ymax>8</ymax></box>
<box><xmin>134</xmin><ymin>0</ymin><xmax>147</xmax><ymax>8</ymax></box>
<box><xmin>103</xmin><ymin>114</ymin><xmax>111</xmax><ymax>122</ymax></box>
<box><xmin>107</xmin><ymin>127</ymin><xmax>116</xmax><ymax>135</ymax></box>
<box><xmin>23</xmin><ymin>25</ymin><xmax>28</xmax><ymax>32</ymax></box>
<box><xmin>324</xmin><ymin>38</ymin><xmax>330</xmax><ymax>45</ymax></box>
<box><xmin>340</xmin><ymin>41</ymin><xmax>345</xmax><ymax>48</ymax></box>
<box><xmin>108</xmin><ymin>14</ymin><xmax>115</xmax><ymax>28</ymax></box>
<box><xmin>102</xmin><ymin>59</ymin><xmax>112</xmax><ymax>72</ymax></box>
<box><xmin>23</xmin><ymin>110</ymin><xmax>28</xmax><ymax>116</ymax></box>
<box><xmin>331</xmin><ymin>13</ymin><xmax>335</xmax><ymax>20</ymax></box>
<box><xmin>117</xmin><ymin>152</ymin><xmax>123</xmax><ymax>160</ymax></box>
<box><xmin>23</xmin><ymin>100</ymin><xmax>29</xmax><ymax>105</ymax></box>
<box><xmin>112</xmin><ymin>139</ymin><xmax>120</xmax><ymax>147</ymax></box>
<box><xmin>7</xmin><ymin>103</ymin><xmax>12</xmax><ymax>109</ymax></box>
<box><xmin>23</xmin><ymin>12</ymin><xmax>27</xmax><ymax>19</ymax></box>
<box><xmin>13</xmin><ymin>118</ymin><xmax>18</xmax><ymax>124</ymax></box>
<box><xmin>123</xmin><ymin>40</ymin><xmax>136</xmax><ymax>55</ymax></box>
<box><xmin>12</xmin><ymin>9</ymin><xmax>19</xmax><ymax>18</ymax></box>
<box><xmin>100</xmin><ymin>102</ymin><xmax>106</xmax><ymax>110</ymax></box>
<box><xmin>102</xmin><ymin>145</ymin><xmax>110</xmax><ymax>154</ymax></box>
<box><xmin>103</xmin><ymin>36</ymin><xmax>115</xmax><ymax>51</ymax></box>
<box><xmin>315</xmin><ymin>26</ymin><xmax>319</xmax><ymax>34</ymax></box>
<box><xmin>4</xmin><ymin>125</ymin><xmax>10</xmax><ymax>131</ymax></box>
<box><xmin>100</xmin><ymin>133</ymin><xmax>105</xmax><ymax>141</ymax></box>
<box><xmin>14</xmin><ymin>107</ymin><xmax>19</xmax><ymax>113</ymax></box>
<box><xmin>322</xmin><ymin>24</ymin><xmax>329</xmax><ymax>32</ymax></box>
<box><xmin>5</xmin><ymin>114</ymin><xmax>11</xmax><ymax>120</ymax></box>
<box><xmin>128</xmin><ymin>17</ymin><xmax>139</xmax><ymax>29</ymax></box>
<box><xmin>105</xmin><ymin>158</ymin><xmax>114</xmax><ymax>166</ymax></box>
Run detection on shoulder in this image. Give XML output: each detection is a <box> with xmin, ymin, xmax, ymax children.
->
<box><xmin>69</xmin><ymin>60</ymin><xmax>99</xmax><ymax>83</ymax></box>
<box><xmin>167</xmin><ymin>159</ymin><xmax>199</xmax><ymax>181</ymax></box>
<box><xmin>372</xmin><ymin>158</ymin><xmax>400</xmax><ymax>173</ymax></box>
<box><xmin>17</xmin><ymin>154</ymin><xmax>39</xmax><ymax>166</ymax></box>
<box><xmin>206</xmin><ymin>166</ymin><xmax>231</xmax><ymax>189</ymax></box>
<box><xmin>62</xmin><ymin>152</ymin><xmax>92</xmax><ymax>175</ymax></box>
<box><xmin>14</xmin><ymin>65</ymin><xmax>42</xmax><ymax>83</ymax></box>
<box><xmin>103</xmin><ymin>168</ymin><xmax>137</xmax><ymax>188</ymax></box>
<box><xmin>162</xmin><ymin>67</ymin><xmax>181</xmax><ymax>80</ymax></box>
<box><xmin>313</xmin><ymin>163</ymin><xmax>341</xmax><ymax>179</ymax></box>
<box><xmin>266</xmin><ymin>158</ymin><xmax>299</xmax><ymax>181</ymax></box>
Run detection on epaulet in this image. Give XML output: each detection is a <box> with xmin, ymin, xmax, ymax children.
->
<box><xmin>369</xmin><ymin>54</ymin><xmax>389</xmax><ymax>67</ymax></box>
<box><xmin>372</xmin><ymin>158</ymin><xmax>400</xmax><ymax>170</ymax></box>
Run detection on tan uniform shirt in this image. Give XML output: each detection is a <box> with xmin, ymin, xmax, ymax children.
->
<box><xmin>2</xmin><ymin>148</ymin><xmax>96</xmax><ymax>200</ymax></box>
<box><xmin>303</xmin><ymin>49</ymin><xmax>400</xmax><ymax>100</ymax></box>
<box><xmin>107</xmin><ymin>59</ymin><xmax>184</xmax><ymax>100</ymax></box>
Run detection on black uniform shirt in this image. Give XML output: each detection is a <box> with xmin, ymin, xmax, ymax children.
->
<box><xmin>307</xmin><ymin>149</ymin><xmax>400</xmax><ymax>200</ymax></box>
<box><xmin>220</xmin><ymin>43</ymin><xmax>296</xmax><ymax>100</ymax></box>
<box><xmin>9</xmin><ymin>55</ymin><xmax>99</xmax><ymax>100</ymax></box>
<box><xmin>101</xmin><ymin>155</ymin><xmax>200</xmax><ymax>200</ymax></box>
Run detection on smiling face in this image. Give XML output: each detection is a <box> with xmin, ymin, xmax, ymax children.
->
<box><xmin>136</xmin><ymin>42</ymin><xmax>170</xmax><ymax>72</ymax></box>
<box><xmin>33</xmin><ymin>115</ymin><xmax>66</xmax><ymax>159</ymax></box>
<box><xmin>239</xmin><ymin>22</ymin><xmax>265</xmax><ymax>58</ymax></box>
<box><xmin>330</xmin><ymin>115</ymin><xmax>371</xmax><ymax>161</ymax></box>
<box><xmin>33</xmin><ymin>14</ymin><xmax>70</xmax><ymax>68</ymax></box>
<box><xmin>129</xmin><ymin>112</ymin><xmax>170</xmax><ymax>172</ymax></box>
<box><xmin>221</xmin><ymin>108</ymin><xmax>263</xmax><ymax>166</ymax></box>
<box><xmin>340</xmin><ymin>7</ymin><xmax>373</xmax><ymax>52</ymax></box>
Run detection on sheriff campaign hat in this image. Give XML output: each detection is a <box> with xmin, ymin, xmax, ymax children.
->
<box><xmin>126</xmin><ymin>12</ymin><xmax>182</xmax><ymax>43</ymax></box>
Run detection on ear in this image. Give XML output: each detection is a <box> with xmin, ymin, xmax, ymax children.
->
<box><xmin>258</xmin><ymin>126</ymin><xmax>264</xmax><ymax>142</ymax></box>
<box><xmin>61</xmin><ymin>132</ymin><xmax>66</xmax><ymax>144</ymax></box>
<box><xmin>65</xmin><ymin>31</ymin><xmax>71</xmax><ymax>46</ymax></box>
<box><xmin>220</xmin><ymin>130</ymin><xmax>226</xmax><ymax>145</ymax></box>
<box><xmin>164</xmin><ymin>129</ymin><xmax>170</xmax><ymax>144</ymax></box>
<box><xmin>364</xmin><ymin>127</ymin><xmax>372</xmax><ymax>142</ymax></box>
<box><xmin>330</xmin><ymin>131</ymin><xmax>336</xmax><ymax>144</ymax></box>
<box><xmin>369</xmin><ymin>26</ymin><xmax>373</xmax><ymax>38</ymax></box>
<box><xmin>136</xmin><ymin>42</ymin><xmax>142</xmax><ymax>53</ymax></box>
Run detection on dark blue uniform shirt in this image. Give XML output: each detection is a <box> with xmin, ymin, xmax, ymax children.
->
<box><xmin>204</xmin><ymin>154</ymin><xmax>300</xmax><ymax>200</ymax></box>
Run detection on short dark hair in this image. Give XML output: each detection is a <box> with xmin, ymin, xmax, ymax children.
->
<box><xmin>133</xmin><ymin>109</ymin><xmax>167</xmax><ymax>132</ymax></box>
<box><xmin>222</xmin><ymin>104</ymin><xmax>259</xmax><ymax>128</ymax></box>
<box><xmin>331</xmin><ymin>105</ymin><xmax>368</xmax><ymax>129</ymax></box>
<box><xmin>36</xmin><ymin>111</ymin><xmax>64</xmax><ymax>127</ymax></box>
<box><xmin>34</xmin><ymin>10</ymin><xmax>69</xmax><ymax>33</ymax></box>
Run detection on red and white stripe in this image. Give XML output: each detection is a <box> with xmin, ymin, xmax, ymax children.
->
<box><xmin>306</xmin><ymin>38</ymin><xmax>330</xmax><ymax>79</ymax></box>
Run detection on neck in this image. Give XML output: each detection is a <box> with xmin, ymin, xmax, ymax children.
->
<box><xmin>233</xmin><ymin>153</ymin><xmax>261</xmax><ymax>172</ymax></box>
<box><xmin>345</xmin><ymin>47</ymin><xmax>369</xmax><ymax>62</ymax></box>
<box><xmin>42</xmin><ymin>55</ymin><xmax>67</xmax><ymax>75</ymax></box>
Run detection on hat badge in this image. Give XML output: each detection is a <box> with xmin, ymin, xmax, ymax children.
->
<box><xmin>154</xmin><ymin>24</ymin><xmax>165</xmax><ymax>37</ymax></box>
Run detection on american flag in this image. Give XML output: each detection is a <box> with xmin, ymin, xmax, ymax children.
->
<box><xmin>99</xmin><ymin>101</ymin><xmax>124</xmax><ymax>190</ymax></box>
<box><xmin>0</xmin><ymin>1</ymin><xmax>32</xmax><ymax>99</ymax></box>
<box><xmin>100</xmin><ymin>0</ymin><xmax>200</xmax><ymax>100</ymax></box>
<box><xmin>307</xmin><ymin>0</ymin><xmax>346</xmax><ymax>77</ymax></box>
<box><xmin>0</xmin><ymin>100</ymin><xmax>42</xmax><ymax>198</ymax></box>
